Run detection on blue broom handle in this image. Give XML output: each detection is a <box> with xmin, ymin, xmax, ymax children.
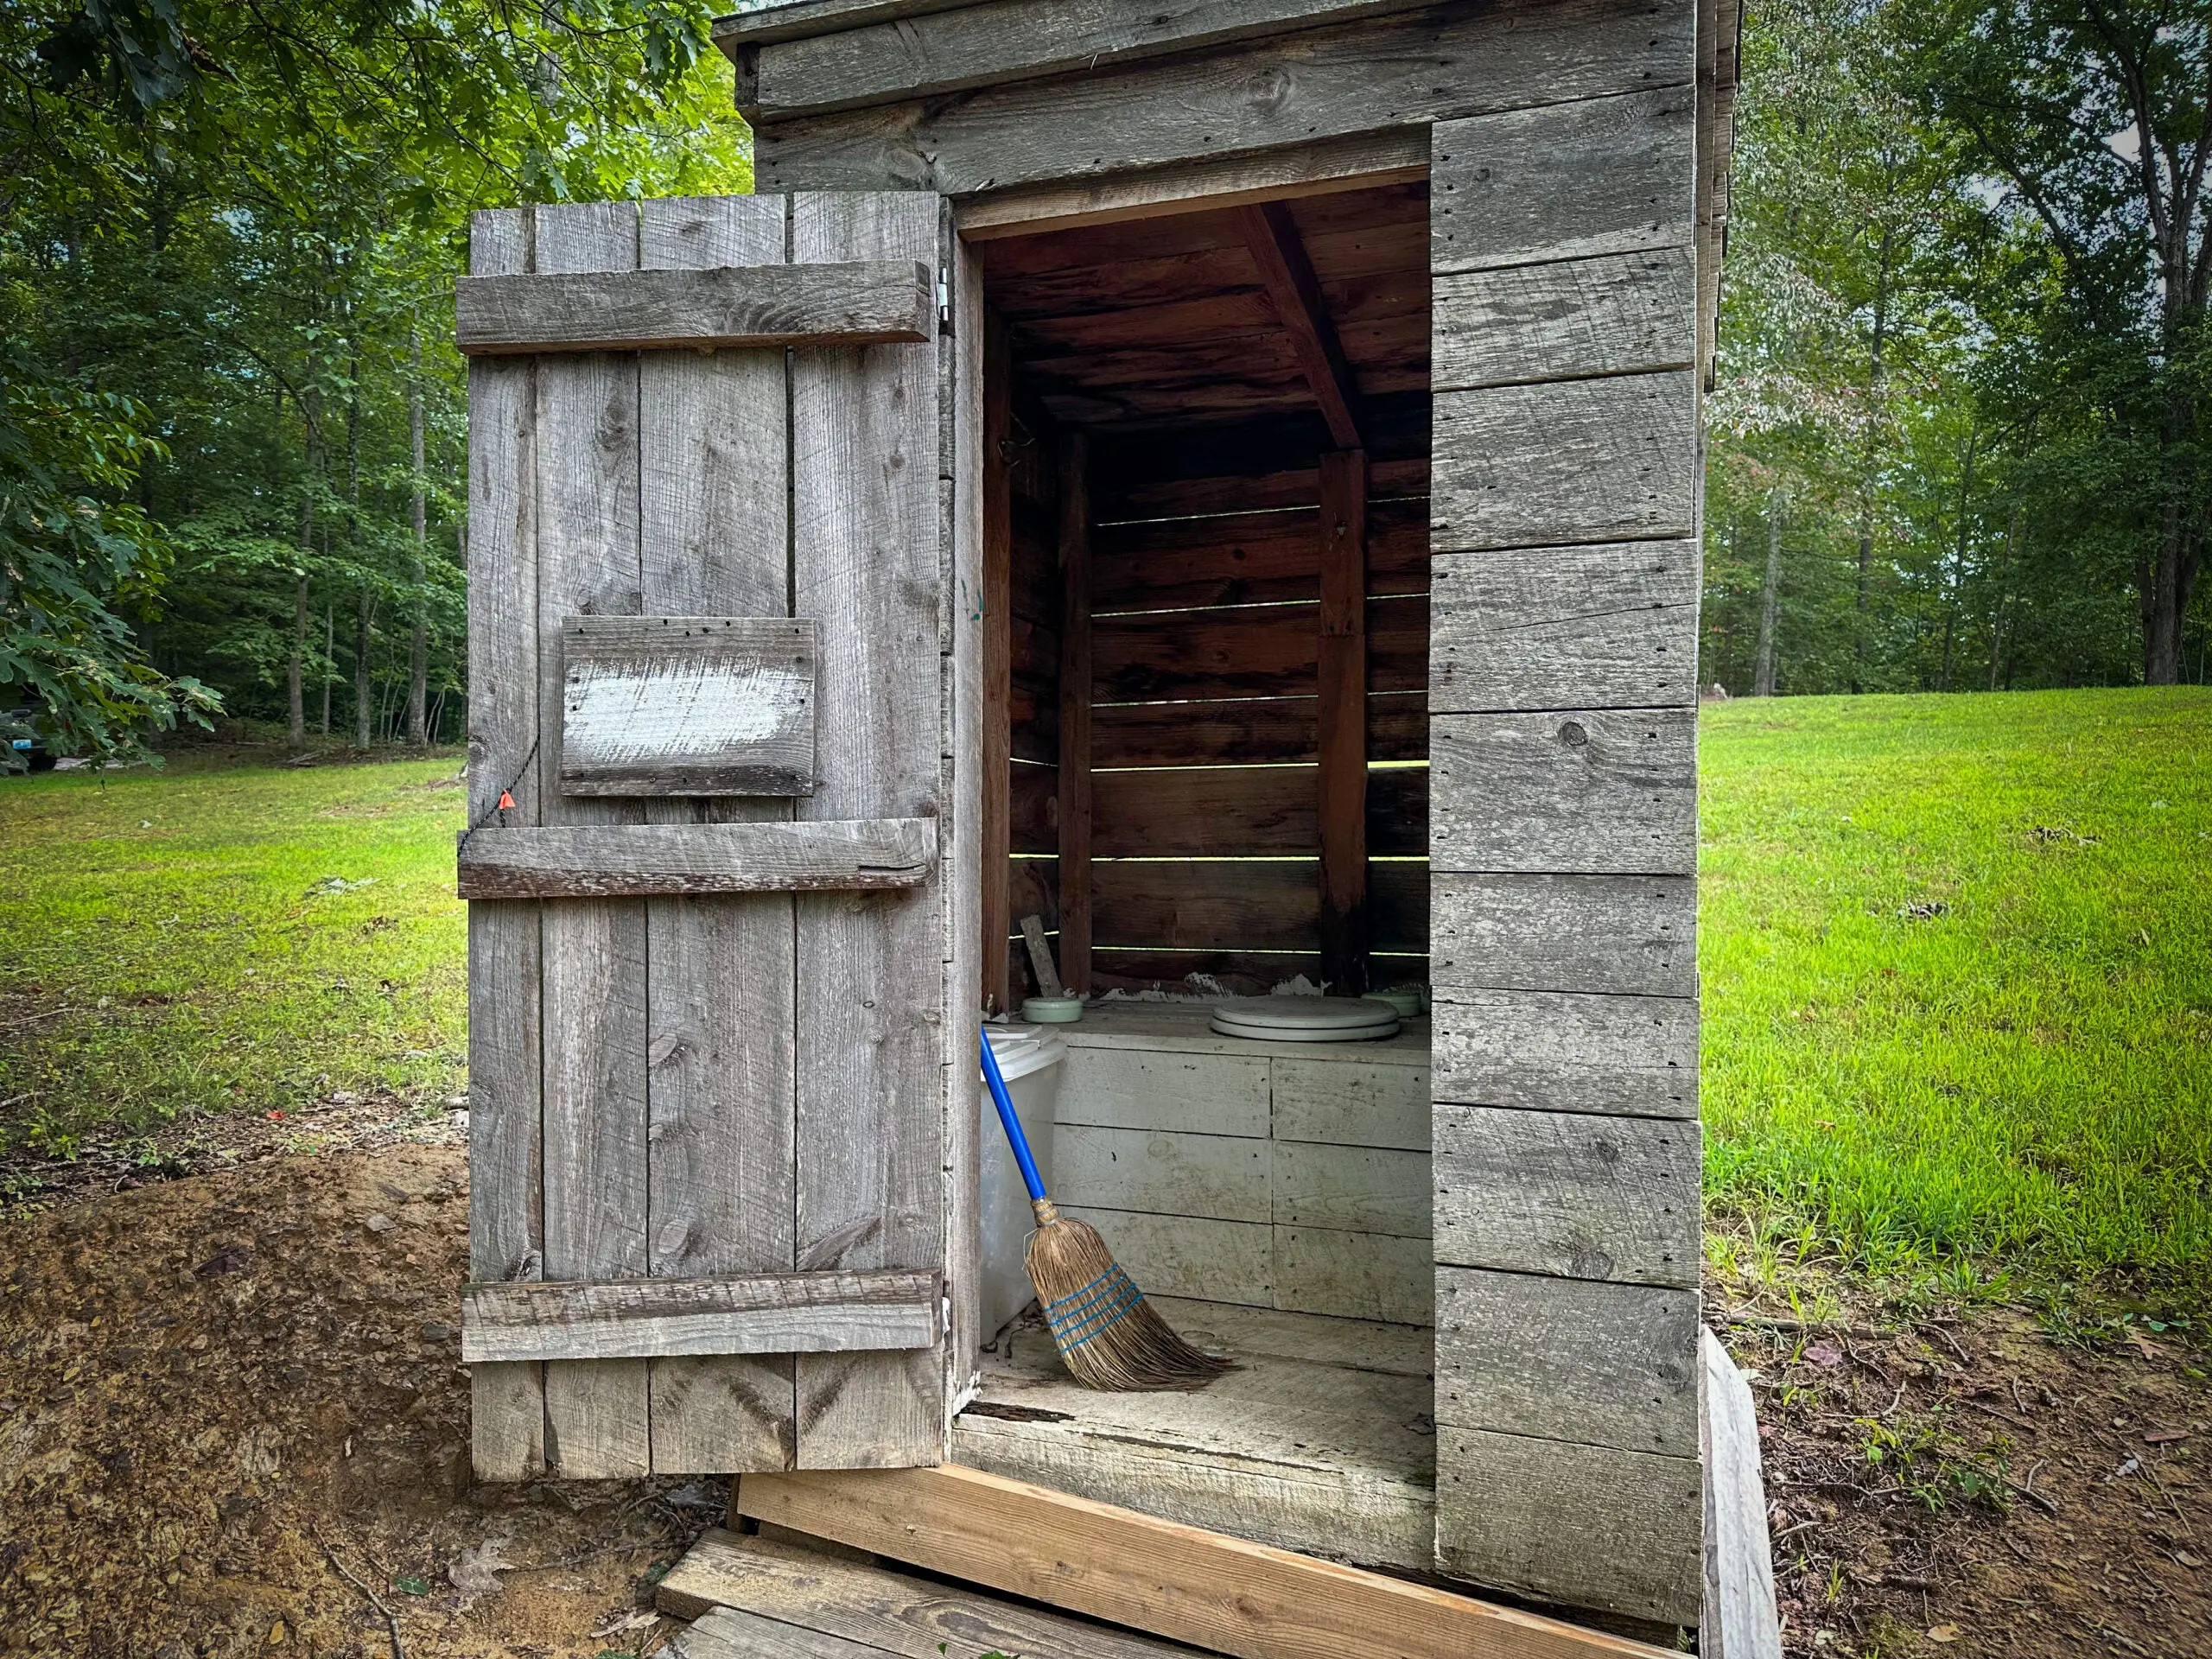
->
<box><xmin>980</xmin><ymin>1028</ymin><xmax>1049</xmax><ymax>1204</ymax></box>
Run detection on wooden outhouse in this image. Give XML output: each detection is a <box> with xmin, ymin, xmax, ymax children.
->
<box><xmin>454</xmin><ymin>0</ymin><xmax>1742</xmax><ymax>1643</ymax></box>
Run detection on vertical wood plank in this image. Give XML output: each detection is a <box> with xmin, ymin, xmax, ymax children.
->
<box><xmin>1317</xmin><ymin>449</ymin><xmax>1369</xmax><ymax>995</ymax></box>
<box><xmin>791</xmin><ymin>191</ymin><xmax>948</xmax><ymax>1466</ymax></box>
<box><xmin>1055</xmin><ymin>431</ymin><xmax>1092</xmax><ymax>998</ymax></box>
<box><xmin>465</xmin><ymin>207</ymin><xmax>546</xmax><ymax>1481</ymax></box>
<box><xmin>980</xmin><ymin>308</ymin><xmax>1014</xmax><ymax>1014</ymax></box>
<box><xmin>534</xmin><ymin>200</ymin><xmax>652</xmax><ymax>1479</ymax></box>
<box><xmin>637</xmin><ymin>194</ymin><xmax>799</xmax><ymax>1474</ymax></box>
<box><xmin>944</xmin><ymin>222</ymin><xmax>988</xmax><ymax>1411</ymax></box>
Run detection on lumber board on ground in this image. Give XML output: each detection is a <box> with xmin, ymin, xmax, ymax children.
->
<box><xmin>1433</xmin><ymin>1104</ymin><xmax>1700</xmax><ymax>1287</ymax></box>
<box><xmin>1700</xmin><ymin>1330</ymin><xmax>1784</xmax><ymax>1659</ymax></box>
<box><xmin>1433</xmin><ymin>250</ymin><xmax>1698</xmax><ymax>391</ymax></box>
<box><xmin>1431</xmin><ymin>88</ymin><xmax>1700</xmax><ymax>274</ymax></box>
<box><xmin>1429</xmin><ymin>542</ymin><xmax>1700</xmax><ymax>714</ymax></box>
<box><xmin>1428</xmin><ymin>988</ymin><xmax>1697</xmax><ymax>1119</ymax></box>
<box><xmin>740</xmin><ymin>0</ymin><xmax>1447</xmax><ymax>120</ymax></box>
<box><xmin>790</xmin><ymin>192</ymin><xmax>947</xmax><ymax>1466</ymax></box>
<box><xmin>456</xmin><ymin>820</ymin><xmax>936</xmax><ymax>897</ymax></box>
<box><xmin>1435</xmin><ymin>1427</ymin><xmax>1703</xmax><ymax>1626</ymax></box>
<box><xmin>1429</xmin><ymin>709</ymin><xmax>1696</xmax><ymax>876</ymax></box>
<box><xmin>635</xmin><ymin>192</ymin><xmax>800</xmax><ymax>1476</ymax></box>
<box><xmin>1432</xmin><ymin>374</ymin><xmax>1700</xmax><ymax>554</ymax></box>
<box><xmin>1435</xmin><ymin>1269</ymin><xmax>1700</xmax><ymax>1456</ymax></box>
<box><xmin>455</xmin><ymin>262</ymin><xmax>935</xmax><ymax>353</ymax></box>
<box><xmin>733</xmin><ymin>1463</ymin><xmax>1680</xmax><ymax>1659</ymax></box>
<box><xmin>462</xmin><ymin>1270</ymin><xmax>942</xmax><ymax>1362</ymax></box>
<box><xmin>463</xmin><ymin>206</ymin><xmax>547</xmax><ymax>1482</ymax></box>
<box><xmin>1431</xmin><ymin>873</ymin><xmax>1694</xmax><ymax>998</ymax></box>
<box><xmin>662</xmin><ymin>1529</ymin><xmax>1207</xmax><ymax>1658</ymax></box>
<box><xmin>673</xmin><ymin>1605</ymin><xmax>890</xmax><ymax>1659</ymax></box>
<box><xmin>556</xmin><ymin>615</ymin><xmax>817</xmax><ymax>796</ymax></box>
<box><xmin>533</xmin><ymin>200</ymin><xmax>652</xmax><ymax>1480</ymax></box>
<box><xmin>753</xmin><ymin>0</ymin><xmax>1694</xmax><ymax>198</ymax></box>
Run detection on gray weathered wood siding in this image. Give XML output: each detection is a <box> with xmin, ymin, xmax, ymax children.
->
<box><xmin>1425</xmin><ymin>11</ymin><xmax>1706</xmax><ymax>1628</ymax></box>
<box><xmin>464</xmin><ymin>194</ymin><xmax>978</xmax><ymax>1478</ymax></box>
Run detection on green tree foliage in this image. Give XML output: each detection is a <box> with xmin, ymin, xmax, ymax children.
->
<box><xmin>1705</xmin><ymin>0</ymin><xmax>2212</xmax><ymax>693</ymax></box>
<box><xmin>2</xmin><ymin>2</ymin><xmax>748</xmax><ymax>753</ymax></box>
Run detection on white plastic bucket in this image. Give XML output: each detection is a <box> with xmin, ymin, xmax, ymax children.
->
<box><xmin>980</xmin><ymin>1027</ymin><xmax>1065</xmax><ymax>1343</ymax></box>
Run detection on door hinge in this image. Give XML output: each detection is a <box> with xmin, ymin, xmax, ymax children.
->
<box><xmin>938</xmin><ymin>267</ymin><xmax>951</xmax><ymax>328</ymax></box>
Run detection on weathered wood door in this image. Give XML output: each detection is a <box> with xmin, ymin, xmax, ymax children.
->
<box><xmin>458</xmin><ymin>194</ymin><xmax>982</xmax><ymax>1480</ymax></box>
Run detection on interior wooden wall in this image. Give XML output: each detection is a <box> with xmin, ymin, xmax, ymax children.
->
<box><xmin>1074</xmin><ymin>432</ymin><xmax>1430</xmax><ymax>996</ymax></box>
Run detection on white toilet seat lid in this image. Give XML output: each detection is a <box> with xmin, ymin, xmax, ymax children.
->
<box><xmin>1209</xmin><ymin>997</ymin><xmax>1401</xmax><ymax>1041</ymax></box>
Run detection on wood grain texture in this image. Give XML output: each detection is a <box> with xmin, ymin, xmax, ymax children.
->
<box><xmin>1059</xmin><ymin>1207</ymin><xmax>1277</xmax><ymax>1307</ymax></box>
<box><xmin>636</xmin><ymin>192</ymin><xmax>800</xmax><ymax>1477</ymax></box>
<box><xmin>1240</xmin><ymin>207</ymin><xmax>1364</xmax><ymax>448</ymax></box>
<box><xmin>754</xmin><ymin>0</ymin><xmax>1694</xmax><ymax>200</ymax></box>
<box><xmin>533</xmin><ymin>200</ymin><xmax>652</xmax><ymax>1479</ymax></box>
<box><xmin>1093</xmin><ymin>690</ymin><xmax>1427</xmax><ymax>767</ymax></box>
<box><xmin>1055</xmin><ymin>1126</ymin><xmax>1273</xmax><ymax>1224</ymax></box>
<box><xmin>1432</xmin><ymin>373</ymin><xmax>1699</xmax><ymax>554</ymax></box>
<box><xmin>1057</xmin><ymin>432</ymin><xmax>1093</xmax><ymax>996</ymax></box>
<box><xmin>1091</xmin><ymin>496</ymin><xmax>1427</xmax><ymax>613</ymax></box>
<box><xmin>957</xmin><ymin>1297</ymin><xmax>1434</xmax><ymax>1572</ymax></box>
<box><xmin>1435</xmin><ymin>1427</ymin><xmax>1702</xmax><ymax>1626</ymax></box>
<box><xmin>1093</xmin><ymin>594</ymin><xmax>1424</xmax><ymax>702</ymax></box>
<box><xmin>458</xmin><ymin>820</ymin><xmax>935</xmax><ymax>897</ymax></box>
<box><xmin>1433</xmin><ymin>1104</ymin><xmax>1700</xmax><ymax>1287</ymax></box>
<box><xmin>1094</xmin><ymin>857</ymin><xmax>1427</xmax><ymax>954</ymax></box>
<box><xmin>1428</xmin><ymin>709</ymin><xmax>1696</xmax><ymax>876</ymax></box>
<box><xmin>791</xmin><ymin>191</ymin><xmax>947</xmax><ymax>1467</ymax></box>
<box><xmin>1701</xmin><ymin>1329</ymin><xmax>1783</xmax><ymax>1659</ymax></box>
<box><xmin>981</xmin><ymin>308</ymin><xmax>1015</xmax><ymax>1014</ymax></box>
<box><xmin>1429</xmin><ymin>541</ymin><xmax>1700</xmax><ymax>714</ymax></box>
<box><xmin>557</xmin><ymin>615</ymin><xmax>816</xmax><ymax>796</ymax></box>
<box><xmin>1271</xmin><ymin>1057</ymin><xmax>1431</xmax><ymax>1150</ymax></box>
<box><xmin>455</xmin><ymin>260</ymin><xmax>935</xmax><ymax>353</ymax></box>
<box><xmin>672</xmin><ymin>1606</ymin><xmax>887</xmax><ymax>1659</ymax></box>
<box><xmin>660</xmin><ymin>1529</ymin><xmax>1209</xmax><ymax>1658</ymax></box>
<box><xmin>1057</xmin><ymin>1046</ymin><xmax>1273</xmax><ymax>1137</ymax></box>
<box><xmin>463</xmin><ymin>206</ymin><xmax>547</xmax><ymax>1481</ymax></box>
<box><xmin>734</xmin><ymin>1463</ymin><xmax>1678</xmax><ymax>1659</ymax></box>
<box><xmin>461</xmin><ymin>1270</ymin><xmax>941</xmax><ymax>1363</ymax></box>
<box><xmin>1434</xmin><ymin>1268</ymin><xmax>1699</xmax><ymax>1454</ymax></box>
<box><xmin>1433</xmin><ymin>250</ymin><xmax>1697</xmax><ymax>391</ymax></box>
<box><xmin>1092</xmin><ymin>765</ymin><xmax>1317</xmax><ymax>857</ymax></box>
<box><xmin>1275</xmin><ymin>1225</ymin><xmax>1433</xmax><ymax>1324</ymax></box>
<box><xmin>745</xmin><ymin>0</ymin><xmax>1447</xmax><ymax>120</ymax></box>
<box><xmin>1431</xmin><ymin>872</ymin><xmax>1694</xmax><ymax>998</ymax></box>
<box><xmin>1431</xmin><ymin>86</ymin><xmax>1699</xmax><ymax>275</ymax></box>
<box><xmin>1429</xmin><ymin>988</ymin><xmax>1696</xmax><ymax>1119</ymax></box>
<box><xmin>1272</xmin><ymin>1143</ymin><xmax>1429</xmax><ymax>1238</ymax></box>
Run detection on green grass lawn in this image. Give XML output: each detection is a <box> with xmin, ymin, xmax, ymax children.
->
<box><xmin>1700</xmin><ymin>687</ymin><xmax>2212</xmax><ymax>1313</ymax></box>
<box><xmin>3</xmin><ymin>690</ymin><xmax>2209</xmax><ymax>1312</ymax></box>
<box><xmin>0</xmin><ymin>749</ymin><xmax>469</xmax><ymax>1160</ymax></box>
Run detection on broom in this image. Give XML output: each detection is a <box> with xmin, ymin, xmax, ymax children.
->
<box><xmin>982</xmin><ymin>1029</ymin><xmax>1232</xmax><ymax>1391</ymax></box>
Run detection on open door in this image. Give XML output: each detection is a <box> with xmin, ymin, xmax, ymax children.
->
<box><xmin>457</xmin><ymin>194</ymin><xmax>982</xmax><ymax>1479</ymax></box>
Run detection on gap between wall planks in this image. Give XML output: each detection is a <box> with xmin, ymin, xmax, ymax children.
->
<box><xmin>1055</xmin><ymin>430</ymin><xmax>1092</xmax><ymax>997</ymax></box>
<box><xmin>730</xmin><ymin>1464</ymin><xmax>1681</xmax><ymax>1659</ymax></box>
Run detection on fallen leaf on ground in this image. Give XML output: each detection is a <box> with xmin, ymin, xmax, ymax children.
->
<box><xmin>1804</xmin><ymin>1339</ymin><xmax>1844</xmax><ymax>1369</ymax></box>
<box><xmin>1927</xmin><ymin>1624</ymin><xmax>1961</xmax><ymax>1643</ymax></box>
<box><xmin>450</xmin><ymin>1534</ymin><xmax>517</xmax><ymax>1610</ymax></box>
<box><xmin>2144</xmin><ymin>1428</ymin><xmax>2191</xmax><ymax>1445</ymax></box>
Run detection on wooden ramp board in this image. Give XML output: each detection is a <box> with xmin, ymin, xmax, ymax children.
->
<box><xmin>731</xmin><ymin>1463</ymin><xmax>1678</xmax><ymax>1659</ymax></box>
<box><xmin>952</xmin><ymin>1297</ymin><xmax>1435</xmax><ymax>1572</ymax></box>
<box><xmin>661</xmin><ymin>1528</ymin><xmax>1208</xmax><ymax>1658</ymax></box>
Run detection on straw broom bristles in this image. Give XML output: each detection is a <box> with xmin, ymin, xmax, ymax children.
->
<box><xmin>1026</xmin><ymin>1198</ymin><xmax>1234</xmax><ymax>1390</ymax></box>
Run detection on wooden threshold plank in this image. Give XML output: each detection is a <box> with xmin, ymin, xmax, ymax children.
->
<box><xmin>456</xmin><ymin>261</ymin><xmax>936</xmax><ymax>354</ymax></box>
<box><xmin>660</xmin><ymin>1529</ymin><xmax>1208</xmax><ymax>1658</ymax></box>
<box><xmin>674</xmin><ymin>1605</ymin><xmax>898</xmax><ymax>1659</ymax></box>
<box><xmin>456</xmin><ymin>819</ymin><xmax>937</xmax><ymax>898</ymax></box>
<box><xmin>461</xmin><ymin>1268</ymin><xmax>942</xmax><ymax>1363</ymax></box>
<box><xmin>1700</xmin><ymin>1330</ymin><xmax>1783</xmax><ymax>1659</ymax></box>
<box><xmin>733</xmin><ymin>1463</ymin><xmax>1678</xmax><ymax>1659</ymax></box>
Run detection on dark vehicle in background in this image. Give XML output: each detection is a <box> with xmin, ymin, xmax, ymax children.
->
<box><xmin>3</xmin><ymin>708</ymin><xmax>54</xmax><ymax>772</ymax></box>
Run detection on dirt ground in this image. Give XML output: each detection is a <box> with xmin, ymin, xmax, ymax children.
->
<box><xmin>3</xmin><ymin>1118</ymin><xmax>2207</xmax><ymax>1658</ymax></box>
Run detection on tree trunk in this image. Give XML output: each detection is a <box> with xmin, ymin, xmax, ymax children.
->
<box><xmin>1753</xmin><ymin>504</ymin><xmax>1782</xmax><ymax>696</ymax></box>
<box><xmin>288</xmin><ymin>575</ymin><xmax>309</xmax><ymax>748</ymax></box>
<box><xmin>347</xmin><ymin>350</ymin><xmax>372</xmax><ymax>751</ymax></box>
<box><xmin>1989</xmin><ymin>505</ymin><xmax>2018</xmax><ymax>693</ymax></box>
<box><xmin>1853</xmin><ymin>231</ymin><xmax>1894</xmax><ymax>696</ymax></box>
<box><xmin>408</xmin><ymin>321</ymin><xmax>430</xmax><ymax>747</ymax></box>
<box><xmin>321</xmin><ymin>603</ymin><xmax>334</xmax><ymax>735</ymax></box>
<box><xmin>1940</xmin><ymin>423</ymin><xmax>1977</xmax><ymax>693</ymax></box>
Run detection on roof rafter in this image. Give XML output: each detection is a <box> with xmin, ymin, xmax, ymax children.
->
<box><xmin>1236</xmin><ymin>200</ymin><xmax>1364</xmax><ymax>450</ymax></box>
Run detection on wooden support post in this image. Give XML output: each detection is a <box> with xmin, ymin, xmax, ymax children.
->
<box><xmin>1238</xmin><ymin>202</ymin><xmax>1365</xmax><ymax>451</ymax></box>
<box><xmin>1317</xmin><ymin>448</ymin><xmax>1369</xmax><ymax>995</ymax></box>
<box><xmin>1056</xmin><ymin>430</ymin><xmax>1092</xmax><ymax>998</ymax></box>
<box><xmin>980</xmin><ymin>308</ymin><xmax>1014</xmax><ymax>1014</ymax></box>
